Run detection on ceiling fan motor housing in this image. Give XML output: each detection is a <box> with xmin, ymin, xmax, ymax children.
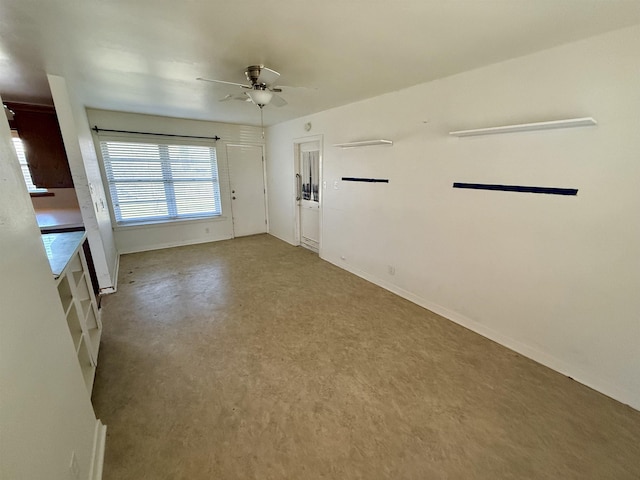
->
<box><xmin>245</xmin><ymin>65</ymin><xmax>263</xmax><ymax>85</ymax></box>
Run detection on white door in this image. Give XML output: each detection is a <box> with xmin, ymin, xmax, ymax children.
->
<box><xmin>296</xmin><ymin>140</ymin><xmax>321</xmax><ymax>252</ymax></box>
<box><xmin>227</xmin><ymin>144</ymin><xmax>267</xmax><ymax>237</ymax></box>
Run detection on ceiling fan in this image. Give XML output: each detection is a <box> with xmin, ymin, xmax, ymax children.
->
<box><xmin>197</xmin><ymin>65</ymin><xmax>288</xmax><ymax>108</ymax></box>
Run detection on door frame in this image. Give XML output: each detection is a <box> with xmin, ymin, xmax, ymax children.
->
<box><xmin>225</xmin><ymin>143</ymin><xmax>269</xmax><ymax>237</ymax></box>
<box><xmin>293</xmin><ymin>134</ymin><xmax>323</xmax><ymax>254</ymax></box>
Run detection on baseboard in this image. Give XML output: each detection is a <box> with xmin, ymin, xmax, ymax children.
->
<box><xmin>267</xmin><ymin>230</ymin><xmax>298</xmax><ymax>247</ymax></box>
<box><xmin>88</xmin><ymin>420</ymin><xmax>107</xmax><ymax>480</ymax></box>
<box><xmin>110</xmin><ymin>253</ymin><xmax>120</xmax><ymax>293</ymax></box>
<box><xmin>322</xmin><ymin>255</ymin><xmax>639</xmax><ymax>411</ymax></box>
<box><xmin>117</xmin><ymin>234</ymin><xmax>234</xmax><ymax>255</ymax></box>
<box><xmin>99</xmin><ymin>253</ymin><xmax>120</xmax><ymax>295</ymax></box>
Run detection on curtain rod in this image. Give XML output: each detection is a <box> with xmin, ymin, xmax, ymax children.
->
<box><xmin>92</xmin><ymin>126</ymin><xmax>220</xmax><ymax>141</ymax></box>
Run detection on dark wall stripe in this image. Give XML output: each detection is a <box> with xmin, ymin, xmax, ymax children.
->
<box><xmin>342</xmin><ymin>177</ymin><xmax>389</xmax><ymax>183</ymax></box>
<box><xmin>453</xmin><ymin>183</ymin><xmax>578</xmax><ymax>196</ymax></box>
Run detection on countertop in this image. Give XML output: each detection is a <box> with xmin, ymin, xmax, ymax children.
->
<box><xmin>36</xmin><ymin>208</ymin><xmax>84</xmax><ymax>232</ymax></box>
<box><xmin>41</xmin><ymin>231</ymin><xmax>86</xmax><ymax>278</ymax></box>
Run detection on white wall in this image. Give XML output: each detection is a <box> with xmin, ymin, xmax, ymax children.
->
<box><xmin>266</xmin><ymin>25</ymin><xmax>640</xmax><ymax>410</ymax></box>
<box><xmin>86</xmin><ymin>109</ymin><xmax>265</xmax><ymax>254</ymax></box>
<box><xmin>49</xmin><ymin>75</ymin><xmax>119</xmax><ymax>293</ymax></box>
<box><xmin>0</xmin><ymin>94</ymin><xmax>100</xmax><ymax>479</ymax></box>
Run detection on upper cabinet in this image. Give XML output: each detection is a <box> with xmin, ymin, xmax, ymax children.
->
<box><xmin>6</xmin><ymin>102</ymin><xmax>74</xmax><ymax>189</ymax></box>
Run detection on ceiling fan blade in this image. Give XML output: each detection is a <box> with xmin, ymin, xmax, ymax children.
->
<box><xmin>277</xmin><ymin>84</ymin><xmax>318</xmax><ymax>91</ymax></box>
<box><xmin>270</xmin><ymin>94</ymin><xmax>288</xmax><ymax>107</ymax></box>
<box><xmin>256</xmin><ymin>67</ymin><xmax>280</xmax><ymax>87</ymax></box>
<box><xmin>197</xmin><ymin>77</ymin><xmax>251</xmax><ymax>89</ymax></box>
<box><xmin>221</xmin><ymin>92</ymin><xmax>251</xmax><ymax>103</ymax></box>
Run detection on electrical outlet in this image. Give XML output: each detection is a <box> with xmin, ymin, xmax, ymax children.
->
<box><xmin>388</xmin><ymin>265</ymin><xmax>396</xmax><ymax>275</ymax></box>
<box><xmin>69</xmin><ymin>451</ymin><xmax>79</xmax><ymax>480</ymax></box>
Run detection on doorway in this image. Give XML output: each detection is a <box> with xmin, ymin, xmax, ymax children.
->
<box><xmin>295</xmin><ymin>137</ymin><xmax>322</xmax><ymax>253</ymax></box>
<box><xmin>226</xmin><ymin>144</ymin><xmax>267</xmax><ymax>237</ymax></box>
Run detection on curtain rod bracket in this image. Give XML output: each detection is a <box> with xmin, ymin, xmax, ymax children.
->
<box><xmin>92</xmin><ymin>126</ymin><xmax>220</xmax><ymax>141</ymax></box>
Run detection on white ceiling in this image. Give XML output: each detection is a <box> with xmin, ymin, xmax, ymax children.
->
<box><xmin>1</xmin><ymin>0</ymin><xmax>639</xmax><ymax>127</ymax></box>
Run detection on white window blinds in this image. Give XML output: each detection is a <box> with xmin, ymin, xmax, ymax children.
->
<box><xmin>11</xmin><ymin>133</ymin><xmax>40</xmax><ymax>192</ymax></box>
<box><xmin>100</xmin><ymin>140</ymin><xmax>222</xmax><ymax>225</ymax></box>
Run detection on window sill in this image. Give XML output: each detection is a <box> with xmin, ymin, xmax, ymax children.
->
<box><xmin>113</xmin><ymin>215</ymin><xmax>228</xmax><ymax>231</ymax></box>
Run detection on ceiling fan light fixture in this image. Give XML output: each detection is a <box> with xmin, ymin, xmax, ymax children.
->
<box><xmin>247</xmin><ymin>89</ymin><xmax>273</xmax><ymax>107</ymax></box>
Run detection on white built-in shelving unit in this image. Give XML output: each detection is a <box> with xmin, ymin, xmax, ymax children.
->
<box><xmin>48</xmin><ymin>233</ymin><xmax>102</xmax><ymax>395</ymax></box>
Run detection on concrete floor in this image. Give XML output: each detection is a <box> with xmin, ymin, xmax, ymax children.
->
<box><xmin>93</xmin><ymin>234</ymin><xmax>640</xmax><ymax>479</ymax></box>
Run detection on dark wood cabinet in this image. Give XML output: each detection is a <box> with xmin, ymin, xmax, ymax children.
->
<box><xmin>6</xmin><ymin>102</ymin><xmax>74</xmax><ymax>189</ymax></box>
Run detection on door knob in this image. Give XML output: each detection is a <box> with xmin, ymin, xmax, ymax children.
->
<box><xmin>232</xmin><ymin>190</ymin><xmax>235</xmax><ymax>193</ymax></box>
<box><xmin>232</xmin><ymin>196</ymin><xmax>236</xmax><ymax>200</ymax></box>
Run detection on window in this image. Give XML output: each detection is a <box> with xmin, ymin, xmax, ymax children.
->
<box><xmin>99</xmin><ymin>139</ymin><xmax>222</xmax><ymax>225</ymax></box>
<box><xmin>11</xmin><ymin>131</ymin><xmax>44</xmax><ymax>193</ymax></box>
<box><xmin>301</xmin><ymin>150</ymin><xmax>319</xmax><ymax>202</ymax></box>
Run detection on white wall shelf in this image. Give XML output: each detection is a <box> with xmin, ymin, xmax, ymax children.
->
<box><xmin>333</xmin><ymin>139</ymin><xmax>393</xmax><ymax>148</ymax></box>
<box><xmin>449</xmin><ymin>117</ymin><xmax>597</xmax><ymax>137</ymax></box>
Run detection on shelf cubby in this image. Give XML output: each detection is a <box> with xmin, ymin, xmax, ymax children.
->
<box><xmin>67</xmin><ymin>251</ymin><xmax>82</xmax><ymax>272</ymax></box>
<box><xmin>77</xmin><ymin>337</ymin><xmax>96</xmax><ymax>394</ymax></box>
<box><xmin>86</xmin><ymin>305</ymin><xmax>101</xmax><ymax>357</ymax></box>
<box><xmin>79</xmin><ymin>298</ymin><xmax>93</xmax><ymax>321</ymax></box>
<box><xmin>72</xmin><ymin>270</ymin><xmax>84</xmax><ymax>289</ymax></box>
<box><xmin>66</xmin><ymin>304</ymin><xmax>83</xmax><ymax>353</ymax></box>
<box><xmin>57</xmin><ymin>276</ymin><xmax>74</xmax><ymax>315</ymax></box>
<box><xmin>76</xmin><ymin>277</ymin><xmax>90</xmax><ymax>303</ymax></box>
